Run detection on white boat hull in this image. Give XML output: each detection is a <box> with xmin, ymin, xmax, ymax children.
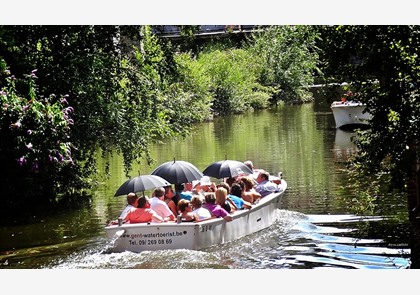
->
<box><xmin>105</xmin><ymin>180</ymin><xmax>287</xmax><ymax>252</ymax></box>
<box><xmin>331</xmin><ymin>101</ymin><xmax>371</xmax><ymax>129</ymax></box>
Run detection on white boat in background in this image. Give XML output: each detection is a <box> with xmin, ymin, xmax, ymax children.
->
<box><xmin>331</xmin><ymin>100</ymin><xmax>372</xmax><ymax>129</ymax></box>
<box><xmin>105</xmin><ymin>179</ymin><xmax>287</xmax><ymax>253</ymax></box>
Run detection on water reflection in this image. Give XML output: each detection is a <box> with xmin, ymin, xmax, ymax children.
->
<box><xmin>0</xmin><ymin>103</ymin><xmax>412</xmax><ymax>269</ymax></box>
<box><xmin>333</xmin><ymin>129</ymin><xmax>357</xmax><ymax>163</ymax></box>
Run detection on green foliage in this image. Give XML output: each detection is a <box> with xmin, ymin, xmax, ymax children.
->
<box><xmin>170</xmin><ymin>51</ymin><xmax>213</xmax><ymax>122</ymax></box>
<box><xmin>0</xmin><ymin>57</ymin><xmax>5</xmax><ymax>72</ymax></box>
<box><xmin>0</xmin><ymin>25</ymin><xmax>324</xmax><ymax>220</ymax></box>
<box><xmin>102</xmin><ymin>26</ymin><xmax>209</xmax><ymax>174</ymax></box>
<box><xmin>340</xmin><ymin>164</ymin><xmax>407</xmax><ymax>217</ymax></box>
<box><xmin>178</xmin><ymin>26</ymin><xmax>201</xmax><ymax>39</ymax></box>
<box><xmin>0</xmin><ymin>70</ymin><xmax>79</xmax><ymax>207</ymax></box>
<box><xmin>197</xmin><ymin>47</ymin><xmax>273</xmax><ymax>114</ymax></box>
<box><xmin>318</xmin><ymin>25</ymin><xmax>420</xmax><ymax>192</ymax></box>
<box><xmin>249</xmin><ymin>25</ymin><xmax>322</xmax><ymax>103</ymax></box>
<box><xmin>0</xmin><ymin>25</ymin><xmax>207</xmax><ymax>206</ymax></box>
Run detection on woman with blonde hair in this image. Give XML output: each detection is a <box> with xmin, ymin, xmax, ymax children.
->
<box><xmin>215</xmin><ymin>187</ymin><xmax>237</xmax><ymax>213</ymax></box>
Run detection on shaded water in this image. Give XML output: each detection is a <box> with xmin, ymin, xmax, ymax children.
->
<box><xmin>0</xmin><ymin>102</ymin><xmax>411</xmax><ymax>270</ymax></box>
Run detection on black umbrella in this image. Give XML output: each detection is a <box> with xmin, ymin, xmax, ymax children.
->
<box><xmin>114</xmin><ymin>174</ymin><xmax>171</xmax><ymax>196</ymax></box>
<box><xmin>151</xmin><ymin>159</ymin><xmax>203</xmax><ymax>184</ymax></box>
<box><xmin>202</xmin><ymin>159</ymin><xmax>253</xmax><ymax>179</ymax></box>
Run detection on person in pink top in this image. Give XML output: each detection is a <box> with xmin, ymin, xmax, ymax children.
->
<box><xmin>203</xmin><ymin>192</ymin><xmax>232</xmax><ymax>222</ymax></box>
<box><xmin>124</xmin><ymin>195</ymin><xmax>163</xmax><ymax>224</ymax></box>
<box><xmin>150</xmin><ymin>187</ymin><xmax>176</xmax><ymax>222</ymax></box>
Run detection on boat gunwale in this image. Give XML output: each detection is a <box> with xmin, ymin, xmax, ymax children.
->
<box><xmin>330</xmin><ymin>102</ymin><xmax>366</xmax><ymax>109</ymax></box>
<box><xmin>105</xmin><ymin>182</ymin><xmax>287</xmax><ymax>231</ymax></box>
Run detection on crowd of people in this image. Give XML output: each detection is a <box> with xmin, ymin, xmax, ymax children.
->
<box><xmin>109</xmin><ymin>160</ymin><xmax>284</xmax><ymax>225</ymax></box>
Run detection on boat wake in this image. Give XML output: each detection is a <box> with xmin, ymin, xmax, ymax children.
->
<box><xmin>43</xmin><ymin>209</ymin><xmax>410</xmax><ymax>269</ymax></box>
<box><xmin>266</xmin><ymin>210</ymin><xmax>411</xmax><ymax>269</ymax></box>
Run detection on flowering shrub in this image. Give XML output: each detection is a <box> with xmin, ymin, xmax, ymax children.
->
<box><xmin>0</xmin><ymin>70</ymin><xmax>75</xmax><ymax>203</ymax></box>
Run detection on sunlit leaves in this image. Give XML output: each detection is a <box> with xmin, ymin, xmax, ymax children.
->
<box><xmin>249</xmin><ymin>25</ymin><xmax>321</xmax><ymax>103</ymax></box>
<box><xmin>196</xmin><ymin>47</ymin><xmax>271</xmax><ymax>113</ymax></box>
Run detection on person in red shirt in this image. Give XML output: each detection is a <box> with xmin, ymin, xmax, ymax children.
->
<box><xmin>124</xmin><ymin>195</ymin><xmax>164</xmax><ymax>224</ymax></box>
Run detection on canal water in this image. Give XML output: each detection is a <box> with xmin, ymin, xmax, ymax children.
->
<box><xmin>0</xmin><ymin>101</ymin><xmax>412</xmax><ymax>275</ymax></box>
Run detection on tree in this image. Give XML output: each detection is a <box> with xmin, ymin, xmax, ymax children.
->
<box><xmin>0</xmin><ymin>70</ymin><xmax>75</xmax><ymax>218</ymax></box>
<box><xmin>249</xmin><ymin>25</ymin><xmax>322</xmax><ymax>104</ymax></box>
<box><xmin>0</xmin><ymin>25</ymin><xmax>211</xmax><ymax>223</ymax></box>
<box><xmin>318</xmin><ymin>25</ymin><xmax>420</xmax><ymax>268</ymax></box>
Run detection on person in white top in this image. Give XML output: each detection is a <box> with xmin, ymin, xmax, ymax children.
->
<box><xmin>190</xmin><ymin>194</ymin><xmax>212</xmax><ymax>221</ymax></box>
<box><xmin>119</xmin><ymin>192</ymin><xmax>139</xmax><ymax>219</ymax></box>
<box><xmin>150</xmin><ymin>187</ymin><xmax>176</xmax><ymax>222</ymax></box>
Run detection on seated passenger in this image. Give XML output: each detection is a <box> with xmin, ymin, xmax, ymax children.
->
<box><xmin>203</xmin><ymin>192</ymin><xmax>233</xmax><ymax>222</ymax></box>
<box><xmin>255</xmin><ymin>170</ymin><xmax>281</xmax><ymax>197</ymax></box>
<box><xmin>124</xmin><ymin>195</ymin><xmax>164</xmax><ymax>223</ymax></box>
<box><xmin>228</xmin><ymin>182</ymin><xmax>252</xmax><ymax>209</ymax></box>
<box><xmin>190</xmin><ymin>194</ymin><xmax>212</xmax><ymax>221</ymax></box>
<box><xmin>224</xmin><ymin>177</ymin><xmax>236</xmax><ymax>188</ymax></box>
<box><xmin>119</xmin><ymin>192</ymin><xmax>139</xmax><ymax>219</ymax></box>
<box><xmin>178</xmin><ymin>199</ymin><xmax>199</xmax><ymax>222</ymax></box>
<box><xmin>244</xmin><ymin>160</ymin><xmax>260</xmax><ymax>182</ymax></box>
<box><xmin>216</xmin><ymin>182</ymin><xmax>230</xmax><ymax>192</ymax></box>
<box><xmin>240</xmin><ymin>176</ymin><xmax>262</xmax><ymax>203</ymax></box>
<box><xmin>215</xmin><ymin>187</ymin><xmax>236</xmax><ymax>213</ymax></box>
<box><xmin>184</xmin><ymin>182</ymin><xmax>194</xmax><ymax>192</ymax></box>
<box><xmin>164</xmin><ymin>185</ymin><xmax>178</xmax><ymax>216</ymax></box>
<box><xmin>175</xmin><ymin>183</ymin><xmax>193</xmax><ymax>201</ymax></box>
<box><xmin>194</xmin><ymin>176</ymin><xmax>217</xmax><ymax>194</ymax></box>
<box><xmin>150</xmin><ymin>187</ymin><xmax>176</xmax><ymax>222</ymax></box>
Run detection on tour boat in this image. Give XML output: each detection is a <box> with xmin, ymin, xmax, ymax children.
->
<box><xmin>331</xmin><ymin>100</ymin><xmax>372</xmax><ymax>129</ymax></box>
<box><xmin>105</xmin><ymin>179</ymin><xmax>287</xmax><ymax>253</ymax></box>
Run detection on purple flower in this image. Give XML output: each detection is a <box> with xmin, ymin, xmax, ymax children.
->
<box><xmin>26</xmin><ymin>143</ymin><xmax>33</xmax><ymax>150</ymax></box>
<box><xmin>57</xmin><ymin>152</ymin><xmax>64</xmax><ymax>162</ymax></box>
<box><xmin>27</xmin><ymin>129</ymin><xmax>33</xmax><ymax>135</ymax></box>
<box><xmin>18</xmin><ymin>157</ymin><xmax>27</xmax><ymax>166</ymax></box>
<box><xmin>65</xmin><ymin>106</ymin><xmax>74</xmax><ymax>114</ymax></box>
<box><xmin>30</xmin><ymin>69</ymin><xmax>38</xmax><ymax>79</ymax></box>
